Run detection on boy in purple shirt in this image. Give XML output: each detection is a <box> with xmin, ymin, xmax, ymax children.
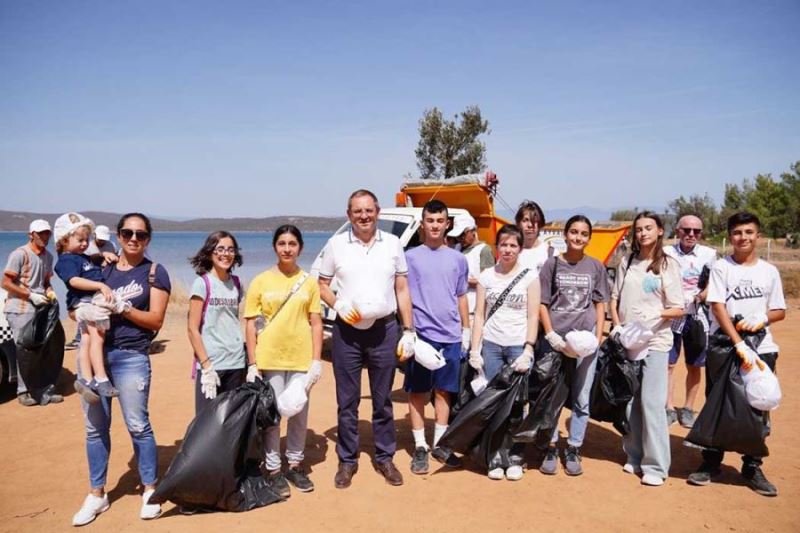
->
<box><xmin>404</xmin><ymin>200</ymin><xmax>471</xmax><ymax>474</ymax></box>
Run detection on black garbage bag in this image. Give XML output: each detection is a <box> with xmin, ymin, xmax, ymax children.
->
<box><xmin>438</xmin><ymin>366</ymin><xmax>527</xmax><ymax>469</ymax></box>
<box><xmin>16</xmin><ymin>302</ymin><xmax>65</xmax><ymax>392</ymax></box>
<box><xmin>684</xmin><ymin>307</ymin><xmax>708</xmax><ymax>356</ymax></box>
<box><xmin>685</xmin><ymin>326</ymin><xmax>770</xmax><ymax>458</ymax></box>
<box><xmin>149</xmin><ymin>379</ymin><xmax>284</xmax><ymax>511</ymax></box>
<box><xmin>589</xmin><ymin>336</ymin><xmax>642</xmax><ymax>435</ymax></box>
<box><xmin>513</xmin><ymin>348</ymin><xmax>574</xmax><ymax>447</ymax></box>
<box><xmin>449</xmin><ymin>359</ymin><xmax>477</xmax><ymax>423</ymax></box>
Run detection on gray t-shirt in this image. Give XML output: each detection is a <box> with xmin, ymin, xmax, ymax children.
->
<box><xmin>540</xmin><ymin>255</ymin><xmax>609</xmax><ymax>336</ymax></box>
<box><xmin>3</xmin><ymin>245</ymin><xmax>54</xmax><ymax>315</ymax></box>
<box><xmin>190</xmin><ymin>274</ymin><xmax>246</xmax><ymax>371</ymax></box>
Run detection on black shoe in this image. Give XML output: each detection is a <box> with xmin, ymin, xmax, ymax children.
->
<box><xmin>334</xmin><ymin>462</ymin><xmax>358</xmax><ymax>489</ymax></box>
<box><xmin>267</xmin><ymin>470</ymin><xmax>291</xmax><ymax>498</ymax></box>
<box><xmin>410</xmin><ymin>446</ymin><xmax>430</xmax><ymax>475</ymax></box>
<box><xmin>431</xmin><ymin>446</ymin><xmax>463</xmax><ymax>469</ymax></box>
<box><xmin>65</xmin><ymin>338</ymin><xmax>80</xmax><ymax>350</ymax></box>
<box><xmin>285</xmin><ymin>465</ymin><xmax>314</xmax><ymax>492</ymax></box>
<box><xmin>564</xmin><ymin>446</ymin><xmax>583</xmax><ymax>476</ymax></box>
<box><xmin>687</xmin><ymin>463</ymin><xmax>721</xmax><ymax>486</ymax></box>
<box><xmin>40</xmin><ymin>384</ymin><xmax>63</xmax><ymax>405</ymax></box>
<box><xmin>742</xmin><ymin>465</ymin><xmax>778</xmax><ymax>497</ymax></box>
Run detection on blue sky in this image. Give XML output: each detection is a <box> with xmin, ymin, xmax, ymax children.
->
<box><xmin>1</xmin><ymin>0</ymin><xmax>798</xmax><ymax>218</ymax></box>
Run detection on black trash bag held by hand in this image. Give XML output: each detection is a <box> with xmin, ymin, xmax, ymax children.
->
<box><xmin>449</xmin><ymin>359</ymin><xmax>478</xmax><ymax>423</ymax></box>
<box><xmin>149</xmin><ymin>380</ymin><xmax>284</xmax><ymax>512</ymax></box>
<box><xmin>439</xmin><ymin>365</ymin><xmax>527</xmax><ymax>469</ymax></box>
<box><xmin>685</xmin><ymin>322</ymin><xmax>770</xmax><ymax>458</ymax></box>
<box><xmin>17</xmin><ymin>301</ymin><xmax>65</xmax><ymax>392</ymax></box>
<box><xmin>513</xmin><ymin>348</ymin><xmax>574</xmax><ymax>447</ymax></box>
<box><xmin>589</xmin><ymin>336</ymin><xmax>642</xmax><ymax>435</ymax></box>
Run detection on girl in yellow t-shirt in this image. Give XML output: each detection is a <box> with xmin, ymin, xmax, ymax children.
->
<box><xmin>244</xmin><ymin>224</ymin><xmax>323</xmax><ymax>495</ymax></box>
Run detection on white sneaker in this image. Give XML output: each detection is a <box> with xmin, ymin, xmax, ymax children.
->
<box><xmin>487</xmin><ymin>467</ymin><xmax>505</xmax><ymax>480</ymax></box>
<box><xmin>641</xmin><ymin>474</ymin><xmax>665</xmax><ymax>486</ymax></box>
<box><xmin>622</xmin><ymin>463</ymin><xmax>642</xmax><ymax>475</ymax></box>
<box><xmin>72</xmin><ymin>493</ymin><xmax>109</xmax><ymax>526</ymax></box>
<box><xmin>505</xmin><ymin>465</ymin><xmax>524</xmax><ymax>481</ymax></box>
<box><xmin>140</xmin><ymin>489</ymin><xmax>161</xmax><ymax>520</ymax></box>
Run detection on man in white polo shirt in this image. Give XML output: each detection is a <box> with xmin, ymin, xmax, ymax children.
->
<box><xmin>448</xmin><ymin>214</ymin><xmax>494</xmax><ymax>316</ymax></box>
<box><xmin>318</xmin><ymin>189</ymin><xmax>415</xmax><ymax>489</ymax></box>
<box><xmin>663</xmin><ymin>214</ymin><xmax>717</xmax><ymax>428</ymax></box>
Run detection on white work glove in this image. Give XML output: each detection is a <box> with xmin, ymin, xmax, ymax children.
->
<box><xmin>736</xmin><ymin>313</ymin><xmax>769</xmax><ymax>333</ymax></box>
<box><xmin>200</xmin><ymin>366</ymin><xmax>220</xmax><ymax>400</ymax></box>
<box><xmin>610</xmin><ymin>324</ymin><xmax>624</xmax><ymax>340</ymax></box>
<box><xmin>461</xmin><ymin>327</ymin><xmax>471</xmax><ymax>352</ymax></box>
<box><xmin>113</xmin><ymin>299</ymin><xmax>132</xmax><ymax>315</ymax></box>
<box><xmin>305</xmin><ymin>360</ymin><xmax>322</xmax><ymax>391</ymax></box>
<box><xmin>333</xmin><ymin>299</ymin><xmax>361</xmax><ymax>326</ymax></box>
<box><xmin>246</xmin><ymin>363</ymin><xmax>261</xmax><ymax>383</ymax></box>
<box><xmin>468</xmin><ymin>350</ymin><xmax>484</xmax><ymax>370</ymax></box>
<box><xmin>29</xmin><ymin>292</ymin><xmax>48</xmax><ymax>306</ymax></box>
<box><xmin>545</xmin><ymin>331</ymin><xmax>567</xmax><ymax>352</ymax></box>
<box><xmin>512</xmin><ymin>345</ymin><xmax>534</xmax><ymax>373</ymax></box>
<box><xmin>734</xmin><ymin>341</ymin><xmax>760</xmax><ymax>371</ymax></box>
<box><xmin>396</xmin><ymin>330</ymin><xmax>416</xmax><ymax>361</ymax></box>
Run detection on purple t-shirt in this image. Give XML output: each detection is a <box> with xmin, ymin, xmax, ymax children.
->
<box><xmin>406</xmin><ymin>244</ymin><xmax>468</xmax><ymax>343</ymax></box>
<box><xmin>103</xmin><ymin>259</ymin><xmax>171</xmax><ymax>354</ymax></box>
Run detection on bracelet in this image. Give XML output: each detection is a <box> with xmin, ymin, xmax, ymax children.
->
<box><xmin>403</xmin><ymin>326</ymin><xmax>415</xmax><ymax>333</ymax></box>
<box><xmin>199</xmin><ymin>358</ymin><xmax>209</xmax><ymax>367</ymax></box>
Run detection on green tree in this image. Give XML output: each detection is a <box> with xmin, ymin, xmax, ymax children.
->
<box><xmin>668</xmin><ymin>193</ymin><xmax>722</xmax><ymax>234</ymax></box>
<box><xmin>415</xmin><ymin>105</ymin><xmax>490</xmax><ymax>179</ymax></box>
<box><xmin>610</xmin><ymin>208</ymin><xmax>638</xmax><ymax>221</ymax></box>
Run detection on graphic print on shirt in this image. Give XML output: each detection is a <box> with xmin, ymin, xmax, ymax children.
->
<box><xmin>551</xmin><ymin>272</ymin><xmax>592</xmax><ymax>313</ymax></box>
<box><xmin>726</xmin><ymin>278</ymin><xmax>765</xmax><ymax>303</ymax></box>
<box><xmin>680</xmin><ymin>263</ymin><xmax>703</xmax><ymax>291</ymax></box>
<box><xmin>113</xmin><ymin>279</ymin><xmax>144</xmax><ymax>302</ymax></box>
<box><xmin>486</xmin><ymin>290</ymin><xmax>525</xmax><ymax>311</ymax></box>
<box><xmin>642</xmin><ymin>273</ymin><xmax>661</xmax><ymax>294</ymax></box>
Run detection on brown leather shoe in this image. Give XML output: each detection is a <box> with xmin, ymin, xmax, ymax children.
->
<box><xmin>374</xmin><ymin>460</ymin><xmax>404</xmax><ymax>486</ymax></box>
<box><xmin>334</xmin><ymin>462</ymin><xmax>358</xmax><ymax>489</ymax></box>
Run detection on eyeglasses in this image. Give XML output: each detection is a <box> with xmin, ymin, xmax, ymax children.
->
<box><xmin>119</xmin><ymin>229</ymin><xmax>151</xmax><ymax>241</ymax></box>
<box><xmin>679</xmin><ymin>228</ymin><xmax>702</xmax><ymax>235</ymax></box>
<box><xmin>213</xmin><ymin>246</ymin><xmax>237</xmax><ymax>256</ymax></box>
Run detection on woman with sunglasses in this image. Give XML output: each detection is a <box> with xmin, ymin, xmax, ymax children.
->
<box><xmin>187</xmin><ymin>231</ymin><xmax>246</xmax><ymax>415</ymax></box>
<box><xmin>516</xmin><ymin>200</ymin><xmax>553</xmax><ymax>276</ymax></box>
<box><xmin>244</xmin><ymin>224</ymin><xmax>323</xmax><ymax>496</ymax></box>
<box><xmin>610</xmin><ymin>211</ymin><xmax>683</xmax><ymax>487</ymax></box>
<box><xmin>73</xmin><ymin>213</ymin><xmax>171</xmax><ymax>526</ymax></box>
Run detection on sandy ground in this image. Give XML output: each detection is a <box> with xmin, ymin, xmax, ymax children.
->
<box><xmin>1</xmin><ymin>304</ymin><xmax>799</xmax><ymax>533</ymax></box>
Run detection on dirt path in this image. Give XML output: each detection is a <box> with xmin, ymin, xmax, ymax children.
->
<box><xmin>2</xmin><ymin>304</ymin><xmax>799</xmax><ymax>532</ymax></box>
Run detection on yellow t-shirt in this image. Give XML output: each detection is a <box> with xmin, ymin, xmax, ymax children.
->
<box><xmin>244</xmin><ymin>268</ymin><xmax>321</xmax><ymax>371</ymax></box>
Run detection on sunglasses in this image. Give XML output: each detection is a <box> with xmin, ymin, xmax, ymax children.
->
<box><xmin>213</xmin><ymin>246</ymin><xmax>237</xmax><ymax>256</ymax></box>
<box><xmin>119</xmin><ymin>229</ymin><xmax>151</xmax><ymax>241</ymax></box>
<box><xmin>679</xmin><ymin>228</ymin><xmax>702</xmax><ymax>235</ymax></box>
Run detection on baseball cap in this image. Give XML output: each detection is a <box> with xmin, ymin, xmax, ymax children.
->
<box><xmin>448</xmin><ymin>214</ymin><xmax>477</xmax><ymax>237</ymax></box>
<box><xmin>54</xmin><ymin>212</ymin><xmax>94</xmax><ymax>242</ymax></box>
<box><xmin>29</xmin><ymin>219</ymin><xmax>51</xmax><ymax>233</ymax></box>
<box><xmin>95</xmin><ymin>225</ymin><xmax>111</xmax><ymax>241</ymax></box>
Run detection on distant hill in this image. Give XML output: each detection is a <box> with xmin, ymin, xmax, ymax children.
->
<box><xmin>0</xmin><ymin>210</ymin><xmax>346</xmax><ymax>232</ymax></box>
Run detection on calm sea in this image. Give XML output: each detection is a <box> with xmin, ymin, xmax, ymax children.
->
<box><xmin>0</xmin><ymin>231</ymin><xmax>334</xmax><ymax>315</ymax></box>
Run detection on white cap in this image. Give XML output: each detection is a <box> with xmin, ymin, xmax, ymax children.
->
<box><xmin>95</xmin><ymin>225</ymin><xmax>111</xmax><ymax>241</ymax></box>
<box><xmin>29</xmin><ymin>219</ymin><xmax>51</xmax><ymax>233</ymax></box>
<box><xmin>53</xmin><ymin>212</ymin><xmax>94</xmax><ymax>243</ymax></box>
<box><xmin>448</xmin><ymin>214</ymin><xmax>477</xmax><ymax>237</ymax></box>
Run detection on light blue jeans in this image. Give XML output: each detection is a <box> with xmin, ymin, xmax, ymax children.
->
<box><xmin>623</xmin><ymin>350</ymin><xmax>670</xmax><ymax>479</ymax></box>
<box><xmin>81</xmin><ymin>348</ymin><xmax>157</xmax><ymax>489</ymax></box>
<box><xmin>540</xmin><ymin>337</ymin><xmax>599</xmax><ymax>448</ymax></box>
<box><xmin>481</xmin><ymin>339</ymin><xmax>525</xmax><ymax>382</ymax></box>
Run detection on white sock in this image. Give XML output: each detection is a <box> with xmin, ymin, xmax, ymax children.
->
<box><xmin>412</xmin><ymin>428</ymin><xmax>428</xmax><ymax>450</ymax></box>
<box><xmin>433</xmin><ymin>424</ymin><xmax>448</xmax><ymax>448</ymax></box>
<box><xmin>94</xmin><ymin>376</ymin><xmax>109</xmax><ymax>383</ymax></box>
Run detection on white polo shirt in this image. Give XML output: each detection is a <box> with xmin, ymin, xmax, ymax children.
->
<box><xmin>664</xmin><ymin>243</ymin><xmax>717</xmax><ymax>312</ymax></box>
<box><xmin>318</xmin><ymin>229</ymin><xmax>407</xmax><ymax>315</ymax></box>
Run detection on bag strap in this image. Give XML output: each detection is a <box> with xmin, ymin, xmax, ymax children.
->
<box><xmin>615</xmin><ymin>252</ymin><xmax>636</xmax><ymax>311</ymax></box>
<box><xmin>232</xmin><ymin>274</ymin><xmax>242</xmax><ymax>303</ymax></box>
<box><xmin>198</xmin><ymin>274</ymin><xmax>212</xmax><ymax>334</ymax></box>
<box><xmin>148</xmin><ymin>262</ymin><xmax>158</xmax><ymax>286</ymax></box>
<box><xmin>264</xmin><ymin>272</ymin><xmax>310</xmax><ymax>329</ymax></box>
<box><xmin>486</xmin><ymin>268</ymin><xmax>530</xmax><ymax>323</ymax></box>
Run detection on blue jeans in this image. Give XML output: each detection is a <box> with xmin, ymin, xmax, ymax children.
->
<box><xmin>481</xmin><ymin>339</ymin><xmax>525</xmax><ymax>382</ymax></box>
<box><xmin>81</xmin><ymin>348</ymin><xmax>157</xmax><ymax>489</ymax></box>
<box><xmin>548</xmin><ymin>343</ymin><xmax>598</xmax><ymax>447</ymax></box>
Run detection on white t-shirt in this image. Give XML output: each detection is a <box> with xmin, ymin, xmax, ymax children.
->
<box><xmin>519</xmin><ymin>241</ymin><xmax>551</xmax><ymax>277</ymax></box>
<box><xmin>706</xmin><ymin>257</ymin><xmax>786</xmax><ymax>354</ymax></box>
<box><xmin>612</xmin><ymin>256</ymin><xmax>684</xmax><ymax>353</ymax></box>
<box><xmin>663</xmin><ymin>243</ymin><xmax>717</xmax><ymax>314</ymax></box>
<box><xmin>464</xmin><ymin>242</ymin><xmax>488</xmax><ymax>313</ymax></box>
<box><xmin>318</xmin><ymin>229</ymin><xmax>407</xmax><ymax>315</ymax></box>
<box><xmin>478</xmin><ymin>265</ymin><xmax>538</xmax><ymax>346</ymax></box>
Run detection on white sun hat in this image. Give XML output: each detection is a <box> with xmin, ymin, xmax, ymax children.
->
<box><xmin>53</xmin><ymin>212</ymin><xmax>94</xmax><ymax>243</ymax></box>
